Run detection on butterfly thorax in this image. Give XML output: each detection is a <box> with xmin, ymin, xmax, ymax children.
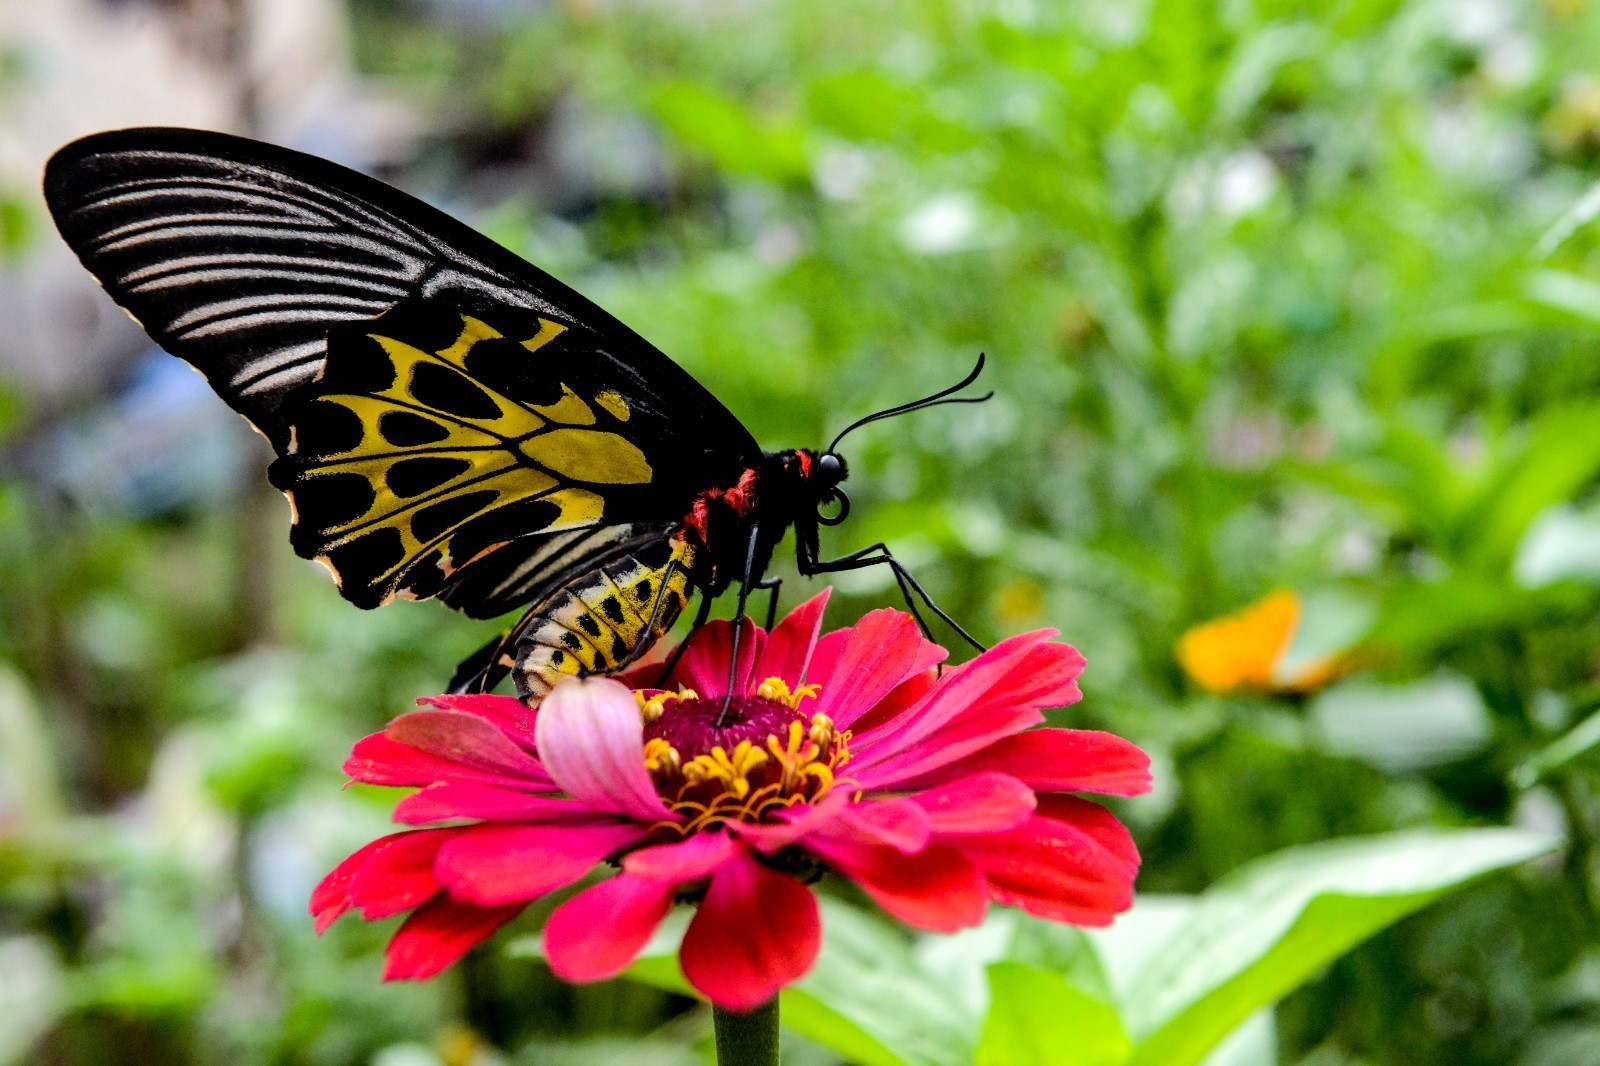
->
<box><xmin>679</xmin><ymin>448</ymin><xmax>848</xmax><ymax>594</ymax></box>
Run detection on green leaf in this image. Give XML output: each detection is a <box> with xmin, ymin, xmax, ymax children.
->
<box><xmin>976</xmin><ymin>962</ymin><xmax>1131</xmax><ymax>1066</ymax></box>
<box><xmin>1116</xmin><ymin>829</ymin><xmax>1559</xmax><ymax>1066</ymax></box>
<box><xmin>1511</xmin><ymin>705</ymin><xmax>1600</xmax><ymax>789</ymax></box>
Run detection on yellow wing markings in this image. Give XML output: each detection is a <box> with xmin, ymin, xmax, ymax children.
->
<box><xmin>595</xmin><ymin>389</ymin><xmax>632</xmax><ymax>421</ymax></box>
<box><xmin>291</xmin><ymin>312</ymin><xmax>651</xmax><ymax>591</ymax></box>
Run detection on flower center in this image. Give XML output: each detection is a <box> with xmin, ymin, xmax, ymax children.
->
<box><xmin>637</xmin><ymin>677</ymin><xmax>850</xmax><ymax>830</ymax></box>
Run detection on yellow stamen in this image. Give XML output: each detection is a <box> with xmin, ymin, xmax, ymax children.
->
<box><xmin>755</xmin><ymin>676</ymin><xmax>822</xmax><ymax>709</ymax></box>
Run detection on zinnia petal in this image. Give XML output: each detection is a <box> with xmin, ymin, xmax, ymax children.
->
<box><xmin>620</xmin><ymin>830</ymin><xmax>739</xmax><ymax>881</ymax></box>
<box><xmin>675</xmin><ymin>617</ymin><xmax>765</xmax><ymax>696</ymax></box>
<box><xmin>809</xmin><ymin>609</ymin><xmax>945</xmax><ymax>729</ymax></box>
<box><xmin>348</xmin><ymin>829</ymin><xmax>449</xmax><ymax>920</ymax></box>
<box><xmin>382</xmin><ymin>896</ymin><xmax>525</xmax><ymax>981</ymax></box>
<box><xmin>804</xmin><ymin>833</ymin><xmax>987</xmax><ymax>932</ymax></box>
<box><xmin>311</xmin><ymin>833</ymin><xmax>399</xmax><ymax>933</ymax></box>
<box><xmin>434</xmin><ymin>821</ymin><xmax>647</xmax><ymax>906</ymax></box>
<box><xmin>831</xmin><ymin>798</ymin><xmax>932</xmax><ymax>854</ymax></box>
<box><xmin>386</xmin><ymin>709</ymin><xmax>548</xmax><ymax>780</ymax></box>
<box><xmin>679</xmin><ymin>852</ymin><xmax>821</xmax><ymax>1011</ymax></box>
<box><xmin>953</xmin><ymin>795</ymin><xmax>1140</xmax><ymax>926</ymax></box>
<box><xmin>535</xmin><ymin>678</ymin><xmax>674</xmax><ymax>822</ymax></box>
<box><xmin>897</xmin><ymin>729</ymin><xmax>1152</xmax><ymax>797</ymax></box>
<box><xmin>544</xmin><ymin>875</ymin><xmax>677</xmax><ymax>983</ymax></box>
<box><xmin>753</xmin><ymin>588</ymin><xmax>831</xmax><ymax>685</ymax></box>
<box><xmin>912</xmin><ymin>772</ymin><xmax>1037</xmax><ymax>834</ymax></box>
<box><xmin>343</xmin><ymin>732</ymin><xmax>553</xmax><ymax>792</ymax></box>
<box><xmin>394</xmin><ymin>782</ymin><xmax>607</xmax><ymax>826</ymax></box>
<box><xmin>416</xmin><ymin>693</ymin><xmax>540</xmax><ymax>752</ymax></box>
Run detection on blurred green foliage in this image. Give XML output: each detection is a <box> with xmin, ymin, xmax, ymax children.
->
<box><xmin>10</xmin><ymin>0</ymin><xmax>1600</xmax><ymax>1062</ymax></box>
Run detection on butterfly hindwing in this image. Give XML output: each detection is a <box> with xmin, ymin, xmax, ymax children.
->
<box><xmin>272</xmin><ymin>298</ymin><xmax>724</xmax><ymax>609</ymax></box>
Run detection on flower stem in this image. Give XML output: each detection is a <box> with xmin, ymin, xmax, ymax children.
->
<box><xmin>712</xmin><ymin>999</ymin><xmax>779</xmax><ymax>1066</ymax></box>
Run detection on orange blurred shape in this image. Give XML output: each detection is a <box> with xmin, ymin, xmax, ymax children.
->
<box><xmin>1177</xmin><ymin>589</ymin><xmax>1340</xmax><ymax>695</ymax></box>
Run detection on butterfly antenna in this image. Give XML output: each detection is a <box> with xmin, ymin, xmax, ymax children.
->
<box><xmin>828</xmin><ymin>352</ymin><xmax>992</xmax><ymax>452</ymax></box>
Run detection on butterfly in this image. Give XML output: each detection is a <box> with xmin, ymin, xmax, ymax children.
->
<box><xmin>44</xmin><ymin>127</ymin><xmax>987</xmax><ymax>701</ymax></box>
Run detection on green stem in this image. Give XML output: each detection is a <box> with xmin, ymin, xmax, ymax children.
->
<box><xmin>712</xmin><ymin>999</ymin><xmax>779</xmax><ymax>1066</ymax></box>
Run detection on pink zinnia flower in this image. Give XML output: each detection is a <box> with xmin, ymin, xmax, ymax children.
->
<box><xmin>312</xmin><ymin>591</ymin><xmax>1151</xmax><ymax>1010</ymax></box>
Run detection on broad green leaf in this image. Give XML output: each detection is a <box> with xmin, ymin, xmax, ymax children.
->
<box><xmin>1466</xmin><ymin>398</ymin><xmax>1600</xmax><ymax>570</ymax></box>
<box><xmin>1309</xmin><ymin>673</ymin><xmax>1491</xmax><ymax>773</ymax></box>
<box><xmin>976</xmin><ymin>962</ymin><xmax>1131</xmax><ymax>1066</ymax></box>
<box><xmin>1119</xmin><ymin>829</ymin><xmax>1559</xmax><ymax>1066</ymax></box>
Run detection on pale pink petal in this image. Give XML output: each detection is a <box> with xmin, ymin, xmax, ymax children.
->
<box><xmin>680</xmin><ymin>852</ymin><xmax>821</xmax><ymax>1010</ymax></box>
<box><xmin>896</xmin><ymin>729</ymin><xmax>1152</xmax><ymax>797</ymax></box>
<box><xmin>811</xmin><ymin>609</ymin><xmax>946</xmax><ymax>729</ymax></box>
<box><xmin>417</xmin><ymin>694</ymin><xmax>540</xmax><ymax>752</ymax></box>
<box><xmin>804</xmin><ymin>833</ymin><xmax>986</xmax><ymax>932</ymax></box>
<box><xmin>544</xmin><ymin>875</ymin><xmax>677</xmax><ymax>983</ymax></box>
<box><xmin>912</xmin><ymin>773</ymin><xmax>1037</xmax><ymax>834</ymax></box>
<box><xmin>349</xmin><ymin>830</ymin><xmax>449</xmax><ymax>919</ymax></box>
<box><xmin>753</xmin><ymin>589</ymin><xmax>831</xmax><ymax>685</ymax></box>
<box><xmin>386</xmin><ymin>710</ymin><xmax>548</xmax><ymax>780</ymax></box>
<box><xmin>382</xmin><ymin>896</ymin><xmax>525</xmax><ymax>980</ymax></box>
<box><xmin>534</xmin><ymin>678</ymin><xmax>673</xmax><ymax>822</ymax></box>
<box><xmin>434</xmin><ymin>821</ymin><xmax>647</xmax><ymax>906</ymax></box>
<box><xmin>394</xmin><ymin>782</ymin><xmax>597</xmax><ymax>826</ymax></box>
<box><xmin>621</xmin><ymin>831</ymin><xmax>739</xmax><ymax>881</ymax></box>
<box><xmin>676</xmin><ymin>617</ymin><xmax>765</xmax><ymax>696</ymax></box>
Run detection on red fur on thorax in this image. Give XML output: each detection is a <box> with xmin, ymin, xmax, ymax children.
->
<box><xmin>684</xmin><ymin>467</ymin><xmax>761</xmax><ymax>544</ymax></box>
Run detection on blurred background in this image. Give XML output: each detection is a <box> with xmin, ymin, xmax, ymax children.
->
<box><xmin>6</xmin><ymin>0</ymin><xmax>1600</xmax><ymax>1062</ymax></box>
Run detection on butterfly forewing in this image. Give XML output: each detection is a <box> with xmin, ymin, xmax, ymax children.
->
<box><xmin>45</xmin><ymin>128</ymin><xmax>763</xmax><ymax>627</ymax></box>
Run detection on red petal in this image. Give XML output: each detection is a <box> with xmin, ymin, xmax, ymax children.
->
<box><xmin>394</xmin><ymin>782</ymin><xmax>593</xmax><ymax>826</ymax></box>
<box><xmin>900</xmin><ymin>729</ymin><xmax>1152</xmax><ymax>797</ymax></box>
<box><xmin>543</xmin><ymin>874</ymin><xmax>676</xmax><ymax>982</ymax></box>
<box><xmin>382</xmin><ymin>896</ymin><xmax>525</xmax><ymax>981</ymax></box>
<box><xmin>806</xmin><ymin>833</ymin><xmax>986</xmax><ymax>932</ymax></box>
<box><xmin>417</xmin><ymin>693</ymin><xmax>539</xmax><ymax>752</ymax></box>
<box><xmin>753</xmin><ymin>589</ymin><xmax>831</xmax><ymax>686</ymax></box>
<box><xmin>675</xmin><ymin>617</ymin><xmax>765</xmax><ymax>696</ymax></box>
<box><xmin>621</xmin><ymin>831</ymin><xmax>738</xmax><ymax>881</ymax></box>
<box><xmin>311</xmin><ymin>833</ymin><xmax>402</xmax><ymax>933</ymax></box>
<box><xmin>344</xmin><ymin>732</ymin><xmax>543</xmax><ymax>791</ymax></box>
<box><xmin>386</xmin><ymin>709</ymin><xmax>548</xmax><ymax>779</ymax></box>
<box><xmin>433</xmin><ymin>821</ymin><xmax>647</xmax><ymax>906</ymax></box>
<box><xmin>812</xmin><ymin>610</ymin><xmax>946</xmax><ymax>729</ymax></box>
<box><xmin>349</xmin><ymin>830</ymin><xmax>449</xmax><ymax>919</ymax></box>
<box><xmin>954</xmin><ymin>795</ymin><xmax>1140</xmax><ymax>926</ymax></box>
<box><xmin>912</xmin><ymin>772</ymin><xmax>1036</xmax><ymax>834</ymax></box>
<box><xmin>846</xmin><ymin>668</ymin><xmax>938</xmax><ymax>734</ymax></box>
<box><xmin>852</xmin><ymin>635</ymin><xmax>1084</xmax><ymax>785</ymax></box>
<box><xmin>833</xmin><ymin>798</ymin><xmax>932</xmax><ymax>854</ymax></box>
<box><xmin>679</xmin><ymin>853</ymin><xmax>821</xmax><ymax>1011</ymax></box>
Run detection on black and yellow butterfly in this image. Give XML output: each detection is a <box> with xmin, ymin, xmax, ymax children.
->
<box><xmin>45</xmin><ymin>128</ymin><xmax>985</xmax><ymax>700</ymax></box>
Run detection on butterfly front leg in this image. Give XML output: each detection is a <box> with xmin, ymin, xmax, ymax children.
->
<box><xmin>802</xmin><ymin>541</ymin><xmax>986</xmax><ymax>653</ymax></box>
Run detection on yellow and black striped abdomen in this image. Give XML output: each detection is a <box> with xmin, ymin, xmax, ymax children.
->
<box><xmin>513</xmin><ymin>538</ymin><xmax>697</xmax><ymax>700</ymax></box>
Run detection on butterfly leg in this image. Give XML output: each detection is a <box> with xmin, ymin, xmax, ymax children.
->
<box><xmin>653</xmin><ymin>592</ymin><xmax>713</xmax><ymax>688</ymax></box>
<box><xmin>719</xmin><ymin>525</ymin><xmax>763</xmax><ymax>723</ymax></box>
<box><xmin>754</xmin><ymin>575</ymin><xmax>783</xmax><ymax>630</ymax></box>
<box><xmin>808</xmin><ymin>543</ymin><xmax>986</xmax><ymax>652</ymax></box>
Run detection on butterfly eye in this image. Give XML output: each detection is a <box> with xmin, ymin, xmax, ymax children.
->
<box><xmin>817</xmin><ymin>488</ymin><xmax>850</xmax><ymax>526</ymax></box>
<box><xmin>818</xmin><ymin>452</ymin><xmax>844</xmax><ymax>481</ymax></box>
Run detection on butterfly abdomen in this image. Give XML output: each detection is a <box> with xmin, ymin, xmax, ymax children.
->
<box><xmin>513</xmin><ymin>536</ymin><xmax>697</xmax><ymax>700</ymax></box>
